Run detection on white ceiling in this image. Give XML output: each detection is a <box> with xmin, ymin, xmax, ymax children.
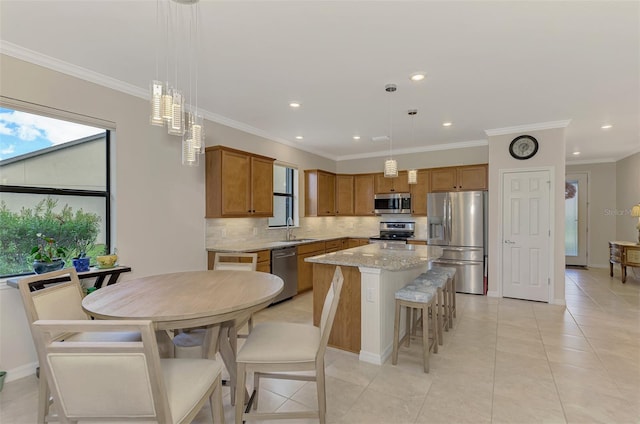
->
<box><xmin>1</xmin><ymin>1</ymin><xmax>638</xmax><ymax>163</ymax></box>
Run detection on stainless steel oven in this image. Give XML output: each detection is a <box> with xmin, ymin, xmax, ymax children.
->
<box><xmin>368</xmin><ymin>221</ymin><xmax>415</xmax><ymax>245</ymax></box>
<box><xmin>374</xmin><ymin>193</ymin><xmax>411</xmax><ymax>214</ymax></box>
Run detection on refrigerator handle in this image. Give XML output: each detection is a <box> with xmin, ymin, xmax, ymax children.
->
<box><xmin>446</xmin><ymin>194</ymin><xmax>451</xmax><ymax>244</ymax></box>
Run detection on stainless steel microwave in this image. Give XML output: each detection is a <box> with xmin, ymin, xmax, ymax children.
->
<box><xmin>374</xmin><ymin>193</ymin><xmax>411</xmax><ymax>214</ymax></box>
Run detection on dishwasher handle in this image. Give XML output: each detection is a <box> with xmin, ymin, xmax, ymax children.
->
<box><xmin>272</xmin><ymin>249</ymin><xmax>297</xmax><ymax>259</ymax></box>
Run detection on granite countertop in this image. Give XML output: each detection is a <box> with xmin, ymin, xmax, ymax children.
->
<box><xmin>206</xmin><ymin>234</ymin><xmax>372</xmax><ymax>253</ymax></box>
<box><xmin>305</xmin><ymin>243</ymin><xmax>443</xmax><ymax>271</ymax></box>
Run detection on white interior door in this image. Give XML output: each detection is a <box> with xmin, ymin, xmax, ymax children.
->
<box><xmin>502</xmin><ymin>170</ymin><xmax>551</xmax><ymax>302</ymax></box>
<box><xmin>565</xmin><ymin>173</ymin><xmax>588</xmax><ymax>266</ymax></box>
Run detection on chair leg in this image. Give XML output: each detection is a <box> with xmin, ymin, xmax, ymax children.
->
<box><xmin>317</xmin><ymin>362</ymin><xmax>326</xmax><ymax>424</ymax></box>
<box><xmin>234</xmin><ymin>363</ymin><xmax>247</xmax><ymax>424</ymax></box>
<box><xmin>431</xmin><ymin>304</ymin><xmax>438</xmax><ymax>354</ymax></box>
<box><xmin>421</xmin><ymin>304</ymin><xmax>430</xmax><ymax>373</ymax></box>
<box><xmin>248</xmin><ymin>316</ymin><xmax>253</xmax><ymax>333</ymax></box>
<box><xmin>252</xmin><ymin>372</ymin><xmax>260</xmax><ymax>410</ymax></box>
<box><xmin>210</xmin><ymin>375</ymin><xmax>225</xmax><ymax>424</ymax></box>
<box><xmin>405</xmin><ymin>305</ymin><xmax>411</xmax><ymax>347</ymax></box>
<box><xmin>392</xmin><ymin>300</ymin><xmax>401</xmax><ymax>365</ymax></box>
<box><xmin>437</xmin><ymin>288</ymin><xmax>445</xmax><ymax>345</ymax></box>
<box><xmin>37</xmin><ymin>375</ymin><xmax>49</xmax><ymax>424</ymax></box>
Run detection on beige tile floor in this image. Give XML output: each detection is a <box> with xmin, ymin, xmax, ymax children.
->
<box><xmin>2</xmin><ymin>267</ymin><xmax>639</xmax><ymax>423</ymax></box>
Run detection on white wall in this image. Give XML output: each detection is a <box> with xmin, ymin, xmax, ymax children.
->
<box><xmin>616</xmin><ymin>152</ymin><xmax>640</xmax><ymax>242</ymax></box>
<box><xmin>487</xmin><ymin>127</ymin><xmax>567</xmax><ymax>305</ymax></box>
<box><xmin>566</xmin><ymin>162</ymin><xmax>617</xmax><ymax>267</ymax></box>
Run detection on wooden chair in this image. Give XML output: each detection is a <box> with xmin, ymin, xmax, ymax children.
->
<box><xmin>32</xmin><ymin>319</ymin><xmax>225</xmax><ymax>424</ymax></box>
<box><xmin>17</xmin><ymin>268</ymin><xmax>140</xmax><ymax>423</ymax></box>
<box><xmin>234</xmin><ymin>266</ymin><xmax>344</xmax><ymax>424</ymax></box>
<box><xmin>174</xmin><ymin>252</ymin><xmax>258</xmax><ymax>405</ymax></box>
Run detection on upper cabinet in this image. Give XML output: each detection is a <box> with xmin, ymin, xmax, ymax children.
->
<box><xmin>374</xmin><ymin>171</ymin><xmax>410</xmax><ymax>194</ymax></box>
<box><xmin>430</xmin><ymin>164</ymin><xmax>488</xmax><ymax>192</ymax></box>
<box><xmin>409</xmin><ymin>169</ymin><xmax>430</xmax><ymax>215</ymax></box>
<box><xmin>335</xmin><ymin>174</ymin><xmax>355</xmax><ymax>216</ymax></box>
<box><xmin>354</xmin><ymin>174</ymin><xmax>376</xmax><ymax>216</ymax></box>
<box><xmin>205</xmin><ymin>146</ymin><xmax>275</xmax><ymax>218</ymax></box>
<box><xmin>305</xmin><ymin>170</ymin><xmax>336</xmax><ymax>216</ymax></box>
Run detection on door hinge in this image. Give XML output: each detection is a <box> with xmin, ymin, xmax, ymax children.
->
<box><xmin>548</xmin><ymin>278</ymin><xmax>551</xmax><ymax>285</ymax></box>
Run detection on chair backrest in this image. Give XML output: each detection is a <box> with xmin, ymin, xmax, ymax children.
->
<box><xmin>318</xmin><ymin>266</ymin><xmax>344</xmax><ymax>359</ymax></box>
<box><xmin>213</xmin><ymin>252</ymin><xmax>258</xmax><ymax>271</ymax></box>
<box><xmin>32</xmin><ymin>319</ymin><xmax>173</xmax><ymax>423</ymax></box>
<box><xmin>18</xmin><ymin>268</ymin><xmax>89</xmax><ymax>339</ymax></box>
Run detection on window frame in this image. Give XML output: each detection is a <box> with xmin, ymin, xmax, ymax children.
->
<box><xmin>269</xmin><ymin>165</ymin><xmax>296</xmax><ymax>228</ymax></box>
<box><xmin>0</xmin><ymin>105</ymin><xmax>112</xmax><ymax>277</ymax></box>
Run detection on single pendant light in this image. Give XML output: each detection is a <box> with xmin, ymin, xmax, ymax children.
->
<box><xmin>384</xmin><ymin>83</ymin><xmax>398</xmax><ymax>178</ymax></box>
<box><xmin>407</xmin><ymin>109</ymin><xmax>418</xmax><ymax>184</ymax></box>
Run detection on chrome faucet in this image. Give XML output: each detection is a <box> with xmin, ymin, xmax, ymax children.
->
<box><xmin>286</xmin><ymin>217</ymin><xmax>295</xmax><ymax>241</ymax></box>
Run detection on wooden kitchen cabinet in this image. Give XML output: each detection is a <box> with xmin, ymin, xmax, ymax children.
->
<box><xmin>430</xmin><ymin>164</ymin><xmax>487</xmax><ymax>192</ymax></box>
<box><xmin>297</xmin><ymin>241</ymin><xmax>326</xmax><ymax>292</ymax></box>
<box><xmin>354</xmin><ymin>174</ymin><xmax>376</xmax><ymax>216</ymax></box>
<box><xmin>325</xmin><ymin>238</ymin><xmax>346</xmax><ymax>252</ymax></box>
<box><xmin>335</xmin><ymin>174</ymin><xmax>355</xmax><ymax>216</ymax></box>
<box><xmin>374</xmin><ymin>171</ymin><xmax>410</xmax><ymax>194</ymax></box>
<box><xmin>305</xmin><ymin>170</ymin><xmax>336</xmax><ymax>216</ymax></box>
<box><xmin>409</xmin><ymin>169</ymin><xmax>430</xmax><ymax>215</ymax></box>
<box><xmin>205</xmin><ymin>146</ymin><xmax>275</xmax><ymax>217</ymax></box>
<box><xmin>348</xmin><ymin>238</ymin><xmax>370</xmax><ymax>248</ymax></box>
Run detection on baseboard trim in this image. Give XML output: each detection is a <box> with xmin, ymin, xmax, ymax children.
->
<box><xmin>5</xmin><ymin>361</ymin><xmax>38</xmax><ymax>382</ymax></box>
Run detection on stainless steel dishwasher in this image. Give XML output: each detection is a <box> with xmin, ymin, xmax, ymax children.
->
<box><xmin>270</xmin><ymin>246</ymin><xmax>298</xmax><ymax>303</ymax></box>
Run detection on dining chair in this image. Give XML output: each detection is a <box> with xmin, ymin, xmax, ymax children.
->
<box><xmin>174</xmin><ymin>252</ymin><xmax>258</xmax><ymax>405</ymax></box>
<box><xmin>234</xmin><ymin>266</ymin><xmax>344</xmax><ymax>424</ymax></box>
<box><xmin>32</xmin><ymin>319</ymin><xmax>225</xmax><ymax>424</ymax></box>
<box><xmin>17</xmin><ymin>267</ymin><xmax>140</xmax><ymax>424</ymax></box>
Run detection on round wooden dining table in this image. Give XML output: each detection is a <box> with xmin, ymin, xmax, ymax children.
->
<box><xmin>82</xmin><ymin>270</ymin><xmax>283</xmax><ymax>403</ymax></box>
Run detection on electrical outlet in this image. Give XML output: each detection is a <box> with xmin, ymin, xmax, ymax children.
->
<box><xmin>366</xmin><ymin>287</ymin><xmax>375</xmax><ymax>302</ymax></box>
<box><xmin>253</xmin><ymin>227</ymin><xmax>258</xmax><ymax>236</ymax></box>
<box><xmin>221</xmin><ymin>228</ymin><xmax>227</xmax><ymax>238</ymax></box>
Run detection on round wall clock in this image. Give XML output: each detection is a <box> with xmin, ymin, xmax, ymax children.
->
<box><xmin>509</xmin><ymin>135</ymin><xmax>539</xmax><ymax>160</ymax></box>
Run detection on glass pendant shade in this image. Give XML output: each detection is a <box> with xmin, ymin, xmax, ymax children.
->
<box><xmin>168</xmin><ymin>90</ymin><xmax>185</xmax><ymax>136</ymax></box>
<box><xmin>182</xmin><ymin>133</ymin><xmax>199</xmax><ymax>166</ymax></box>
<box><xmin>408</xmin><ymin>169</ymin><xmax>418</xmax><ymax>184</ymax></box>
<box><xmin>150</xmin><ymin>80</ymin><xmax>165</xmax><ymax>126</ymax></box>
<box><xmin>192</xmin><ymin>121</ymin><xmax>204</xmax><ymax>151</ymax></box>
<box><xmin>384</xmin><ymin>159</ymin><xmax>398</xmax><ymax>178</ymax></box>
<box><xmin>161</xmin><ymin>90</ymin><xmax>173</xmax><ymax>122</ymax></box>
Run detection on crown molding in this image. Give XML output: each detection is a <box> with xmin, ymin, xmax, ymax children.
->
<box><xmin>485</xmin><ymin>120</ymin><xmax>572</xmax><ymax>137</ymax></box>
<box><xmin>337</xmin><ymin>139</ymin><xmax>488</xmax><ymax>161</ymax></box>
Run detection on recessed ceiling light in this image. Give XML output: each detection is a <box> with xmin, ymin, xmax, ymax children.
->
<box><xmin>572</xmin><ymin>151</ymin><xmax>581</xmax><ymax>155</ymax></box>
<box><xmin>601</xmin><ymin>124</ymin><xmax>612</xmax><ymax>129</ymax></box>
<box><xmin>442</xmin><ymin>122</ymin><xmax>452</xmax><ymax>127</ymax></box>
<box><xmin>295</xmin><ymin>136</ymin><xmax>303</xmax><ymax>140</ymax></box>
<box><xmin>289</xmin><ymin>102</ymin><xmax>301</xmax><ymax>108</ymax></box>
<box><xmin>353</xmin><ymin>135</ymin><xmax>361</xmax><ymax>140</ymax></box>
<box><xmin>409</xmin><ymin>72</ymin><xmax>426</xmax><ymax>82</ymax></box>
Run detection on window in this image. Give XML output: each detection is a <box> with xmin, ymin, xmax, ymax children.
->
<box><xmin>268</xmin><ymin>164</ymin><xmax>297</xmax><ymax>227</ymax></box>
<box><xmin>0</xmin><ymin>107</ymin><xmax>110</xmax><ymax>277</ymax></box>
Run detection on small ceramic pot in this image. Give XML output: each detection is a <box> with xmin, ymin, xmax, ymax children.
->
<box><xmin>33</xmin><ymin>258</ymin><xmax>65</xmax><ymax>274</ymax></box>
<box><xmin>72</xmin><ymin>257</ymin><xmax>91</xmax><ymax>272</ymax></box>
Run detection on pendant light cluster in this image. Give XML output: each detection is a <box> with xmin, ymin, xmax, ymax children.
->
<box><xmin>149</xmin><ymin>0</ymin><xmax>205</xmax><ymax>167</ymax></box>
<box><xmin>383</xmin><ymin>84</ymin><xmax>398</xmax><ymax>178</ymax></box>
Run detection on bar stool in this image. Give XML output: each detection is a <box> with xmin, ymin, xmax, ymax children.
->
<box><xmin>392</xmin><ymin>281</ymin><xmax>438</xmax><ymax>373</ymax></box>
<box><xmin>413</xmin><ymin>272</ymin><xmax>449</xmax><ymax>345</ymax></box>
<box><xmin>425</xmin><ymin>266</ymin><xmax>457</xmax><ymax>328</ymax></box>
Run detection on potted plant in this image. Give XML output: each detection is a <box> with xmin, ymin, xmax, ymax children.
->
<box><xmin>71</xmin><ymin>238</ymin><xmax>94</xmax><ymax>273</ymax></box>
<box><xmin>30</xmin><ymin>233</ymin><xmax>67</xmax><ymax>274</ymax></box>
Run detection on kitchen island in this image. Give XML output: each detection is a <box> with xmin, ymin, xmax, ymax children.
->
<box><xmin>306</xmin><ymin>243</ymin><xmax>443</xmax><ymax>365</ymax></box>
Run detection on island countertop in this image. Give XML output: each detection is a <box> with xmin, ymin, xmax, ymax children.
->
<box><xmin>305</xmin><ymin>243</ymin><xmax>443</xmax><ymax>271</ymax></box>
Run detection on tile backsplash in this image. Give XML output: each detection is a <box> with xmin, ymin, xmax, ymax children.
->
<box><xmin>205</xmin><ymin>215</ymin><xmax>428</xmax><ymax>247</ymax></box>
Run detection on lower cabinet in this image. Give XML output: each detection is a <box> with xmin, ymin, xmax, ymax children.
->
<box><xmin>348</xmin><ymin>238</ymin><xmax>369</xmax><ymax>248</ymax></box>
<box><xmin>297</xmin><ymin>241</ymin><xmax>326</xmax><ymax>292</ymax></box>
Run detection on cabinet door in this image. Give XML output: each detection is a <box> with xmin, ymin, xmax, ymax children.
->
<box><xmin>221</xmin><ymin>150</ymin><xmax>252</xmax><ymax>215</ymax></box>
<box><xmin>374</xmin><ymin>173</ymin><xmax>395</xmax><ymax>193</ymax></box>
<box><xmin>335</xmin><ymin>175</ymin><xmax>354</xmax><ymax>216</ymax></box>
<box><xmin>430</xmin><ymin>167</ymin><xmax>457</xmax><ymax>192</ymax></box>
<box><xmin>410</xmin><ymin>169</ymin><xmax>429</xmax><ymax>215</ymax></box>
<box><xmin>251</xmin><ymin>156</ymin><xmax>274</xmax><ymax>216</ymax></box>
<box><xmin>457</xmin><ymin>165</ymin><xmax>488</xmax><ymax>191</ymax></box>
<box><xmin>318</xmin><ymin>172</ymin><xmax>336</xmax><ymax>215</ymax></box>
<box><xmin>393</xmin><ymin>171</ymin><xmax>410</xmax><ymax>193</ymax></box>
<box><xmin>354</xmin><ymin>174</ymin><xmax>375</xmax><ymax>216</ymax></box>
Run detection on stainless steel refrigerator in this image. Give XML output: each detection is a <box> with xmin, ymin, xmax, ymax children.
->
<box><xmin>427</xmin><ymin>191</ymin><xmax>487</xmax><ymax>294</ymax></box>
